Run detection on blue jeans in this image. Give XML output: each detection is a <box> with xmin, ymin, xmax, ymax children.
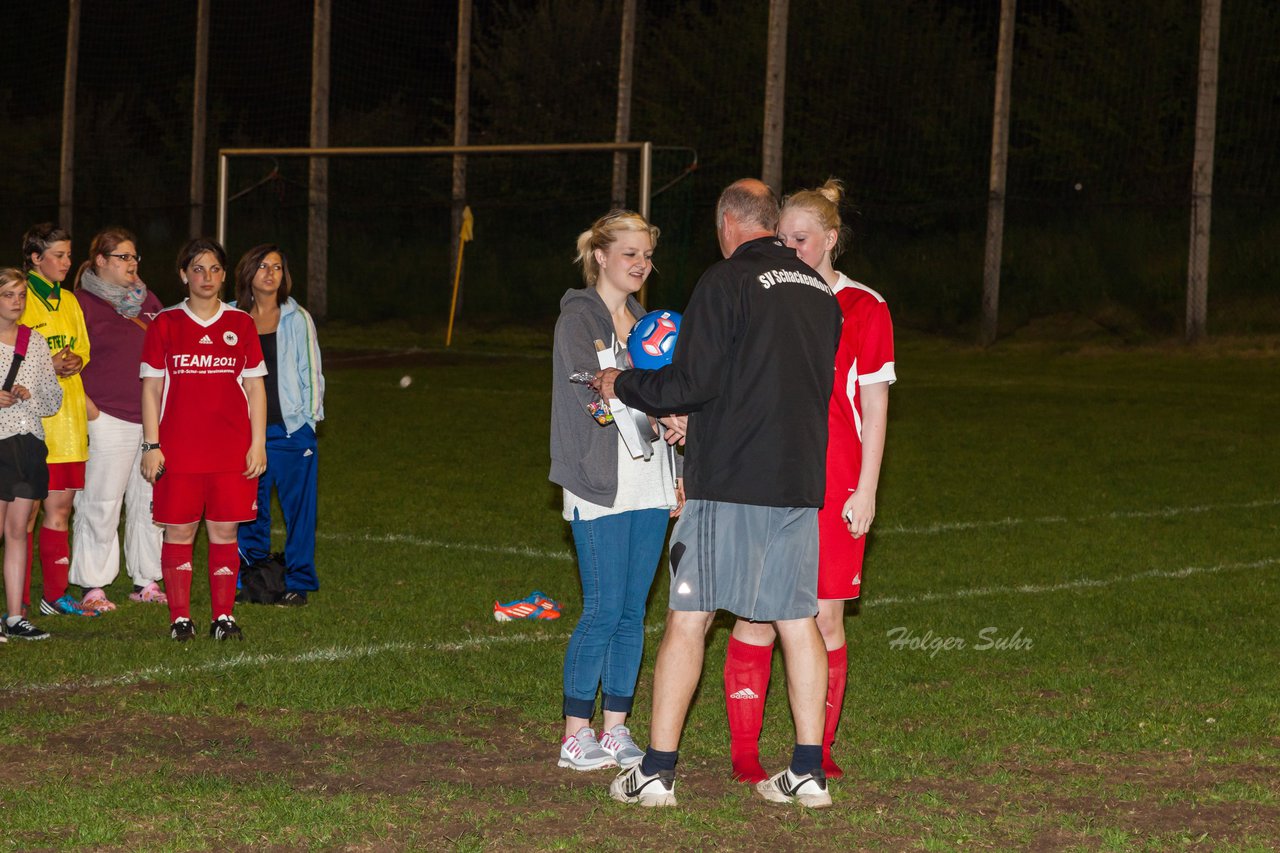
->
<box><xmin>237</xmin><ymin>424</ymin><xmax>319</xmax><ymax>592</ymax></box>
<box><xmin>562</xmin><ymin>507</ymin><xmax>669</xmax><ymax>719</ymax></box>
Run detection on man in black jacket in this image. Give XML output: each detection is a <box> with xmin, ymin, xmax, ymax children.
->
<box><xmin>595</xmin><ymin>179</ymin><xmax>841</xmax><ymax>808</ymax></box>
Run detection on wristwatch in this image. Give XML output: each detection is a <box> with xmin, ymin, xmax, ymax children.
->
<box><xmin>141</xmin><ymin>441</ymin><xmax>162</xmax><ymax>452</ymax></box>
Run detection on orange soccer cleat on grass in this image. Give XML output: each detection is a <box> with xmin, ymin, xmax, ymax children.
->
<box><xmin>493</xmin><ymin>591</ymin><xmax>562</xmax><ymax>621</ymax></box>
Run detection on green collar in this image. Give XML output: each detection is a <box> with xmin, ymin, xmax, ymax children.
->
<box><xmin>27</xmin><ymin>271</ymin><xmax>61</xmax><ymax>311</ymax></box>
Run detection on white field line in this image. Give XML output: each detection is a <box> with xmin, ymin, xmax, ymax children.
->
<box><xmin>319</xmin><ymin>497</ymin><xmax>1279</xmax><ymax>559</ymax></box>
<box><xmin>316</xmin><ymin>530</ymin><xmax>573</xmax><ymax>561</ymax></box>
<box><xmin>7</xmin><ymin>631</ymin><xmax>584</xmax><ymax>696</ymax></box>
<box><xmin>862</xmin><ymin>556</ymin><xmax>1280</xmax><ymax>609</ymax></box>
<box><xmin>5</xmin><ymin>557</ymin><xmax>1274</xmax><ymax>698</ymax></box>
<box><xmin>878</xmin><ymin>497</ymin><xmax>1280</xmax><ymax>536</ymax></box>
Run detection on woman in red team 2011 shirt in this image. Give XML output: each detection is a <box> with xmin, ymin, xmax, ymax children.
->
<box><xmin>723</xmin><ymin>179</ymin><xmax>896</xmax><ymax>784</ymax></box>
<box><xmin>139</xmin><ymin>238</ymin><xmax>267</xmax><ymax>642</ymax></box>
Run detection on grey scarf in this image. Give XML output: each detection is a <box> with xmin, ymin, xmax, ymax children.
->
<box><xmin>79</xmin><ymin>269</ymin><xmax>147</xmax><ymax>318</ymax></box>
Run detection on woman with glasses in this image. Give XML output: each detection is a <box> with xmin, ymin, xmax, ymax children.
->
<box><xmin>20</xmin><ymin>222</ymin><xmax>96</xmax><ymax>619</ymax></box>
<box><xmin>69</xmin><ymin>228</ymin><xmax>165</xmax><ymax>611</ymax></box>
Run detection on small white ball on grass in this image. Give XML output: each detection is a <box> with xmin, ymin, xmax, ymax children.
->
<box><xmin>399</xmin><ymin>375</ymin><xmax>412</xmax><ymax>388</ymax></box>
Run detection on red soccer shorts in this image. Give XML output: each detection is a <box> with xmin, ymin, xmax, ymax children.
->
<box><xmin>47</xmin><ymin>461</ymin><xmax>86</xmax><ymax>491</ymax></box>
<box><xmin>817</xmin><ymin>496</ymin><xmax>867</xmax><ymax>601</ymax></box>
<box><xmin>152</xmin><ymin>470</ymin><xmax>258</xmax><ymax>525</ymax></box>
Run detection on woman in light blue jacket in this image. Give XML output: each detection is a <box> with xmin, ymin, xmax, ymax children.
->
<box><xmin>232</xmin><ymin>245</ymin><xmax>324</xmax><ymax>605</ymax></box>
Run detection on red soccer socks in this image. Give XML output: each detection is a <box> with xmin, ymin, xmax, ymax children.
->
<box><xmin>823</xmin><ymin>644</ymin><xmax>849</xmax><ymax>779</ymax></box>
<box><xmin>207</xmin><ymin>542</ymin><xmax>239</xmax><ymax>621</ymax></box>
<box><xmin>161</xmin><ymin>542</ymin><xmax>195</xmax><ymax>623</ymax></box>
<box><xmin>38</xmin><ymin>527</ymin><xmax>70</xmax><ymax>603</ymax></box>
<box><xmin>724</xmin><ymin>635</ymin><xmax>773</xmax><ymax>783</ymax></box>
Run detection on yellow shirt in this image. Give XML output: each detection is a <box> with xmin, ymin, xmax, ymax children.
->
<box><xmin>22</xmin><ymin>272</ymin><xmax>90</xmax><ymax>463</ymax></box>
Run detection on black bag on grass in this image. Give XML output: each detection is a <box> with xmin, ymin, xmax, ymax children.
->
<box><xmin>237</xmin><ymin>553</ymin><xmax>287</xmax><ymax>604</ymax></box>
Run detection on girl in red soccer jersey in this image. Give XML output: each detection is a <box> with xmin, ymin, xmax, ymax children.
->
<box><xmin>0</xmin><ymin>268</ymin><xmax>63</xmax><ymax>641</ymax></box>
<box><xmin>139</xmin><ymin>238</ymin><xmax>267</xmax><ymax>642</ymax></box>
<box><xmin>723</xmin><ymin>179</ymin><xmax>896</xmax><ymax>782</ymax></box>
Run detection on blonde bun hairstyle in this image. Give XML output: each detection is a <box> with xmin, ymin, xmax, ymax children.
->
<box><xmin>781</xmin><ymin>178</ymin><xmax>851</xmax><ymax>260</ymax></box>
<box><xmin>574</xmin><ymin>210</ymin><xmax>660</xmax><ymax>286</ymax></box>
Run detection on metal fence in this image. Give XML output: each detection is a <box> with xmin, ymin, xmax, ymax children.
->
<box><xmin>3</xmin><ymin>0</ymin><xmax>1276</xmax><ymax>339</ymax></box>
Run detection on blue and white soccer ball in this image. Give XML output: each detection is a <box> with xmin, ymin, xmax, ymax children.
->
<box><xmin>627</xmin><ymin>310</ymin><xmax>682</xmax><ymax>369</ymax></box>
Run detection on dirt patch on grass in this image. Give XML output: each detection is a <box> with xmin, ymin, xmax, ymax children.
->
<box><xmin>2</xmin><ymin>691</ymin><xmax>1279</xmax><ymax>850</ymax></box>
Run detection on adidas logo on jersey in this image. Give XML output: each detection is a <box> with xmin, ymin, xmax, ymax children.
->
<box><xmin>213</xmin><ymin>566</ymin><xmax>234</xmax><ymax>576</ymax></box>
<box><xmin>198</xmin><ymin>334</ymin><xmax>213</xmax><ymax>344</ymax></box>
<box><xmin>729</xmin><ymin>687</ymin><xmax>760</xmax><ymax>701</ymax></box>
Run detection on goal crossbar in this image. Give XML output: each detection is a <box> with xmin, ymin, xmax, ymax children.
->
<box><xmin>216</xmin><ymin>141</ymin><xmax>654</xmax><ymax>245</ymax></box>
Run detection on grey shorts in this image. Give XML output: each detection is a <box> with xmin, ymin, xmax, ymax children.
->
<box><xmin>666</xmin><ymin>499</ymin><xmax>818</xmax><ymax>622</ymax></box>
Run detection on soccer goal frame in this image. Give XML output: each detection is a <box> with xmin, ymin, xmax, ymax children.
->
<box><xmin>215</xmin><ymin>141</ymin><xmax>654</xmax><ymax>247</ymax></box>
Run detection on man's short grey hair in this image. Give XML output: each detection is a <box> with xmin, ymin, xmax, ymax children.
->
<box><xmin>716</xmin><ymin>180</ymin><xmax>781</xmax><ymax>233</ymax></box>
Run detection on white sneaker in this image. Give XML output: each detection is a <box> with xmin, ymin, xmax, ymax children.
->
<box><xmin>756</xmin><ymin>767</ymin><xmax>832</xmax><ymax>808</ymax></box>
<box><xmin>599</xmin><ymin>724</ymin><xmax>645</xmax><ymax>769</ymax></box>
<box><xmin>557</xmin><ymin>727</ymin><xmax>618</xmax><ymax>771</ymax></box>
<box><xmin>609</xmin><ymin>763</ymin><xmax>676</xmax><ymax>807</ymax></box>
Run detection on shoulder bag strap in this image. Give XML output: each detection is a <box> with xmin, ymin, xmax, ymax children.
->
<box><xmin>2</xmin><ymin>325</ymin><xmax>32</xmax><ymax>392</ymax></box>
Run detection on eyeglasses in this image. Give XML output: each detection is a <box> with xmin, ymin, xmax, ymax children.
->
<box><xmin>107</xmin><ymin>253</ymin><xmax>141</xmax><ymax>263</ymax></box>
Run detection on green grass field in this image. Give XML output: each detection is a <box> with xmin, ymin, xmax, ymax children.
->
<box><xmin>1</xmin><ymin>327</ymin><xmax>1277</xmax><ymax>851</ymax></box>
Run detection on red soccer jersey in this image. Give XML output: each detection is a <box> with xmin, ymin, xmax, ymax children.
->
<box><xmin>140</xmin><ymin>301</ymin><xmax>267</xmax><ymax>474</ymax></box>
<box><xmin>825</xmin><ymin>274</ymin><xmax>896</xmax><ymax>495</ymax></box>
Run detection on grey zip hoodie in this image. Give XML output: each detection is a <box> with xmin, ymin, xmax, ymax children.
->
<box><xmin>549</xmin><ymin>287</ymin><xmax>679</xmax><ymax>506</ymax></box>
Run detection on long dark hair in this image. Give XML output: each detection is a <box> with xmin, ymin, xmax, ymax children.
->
<box><xmin>234</xmin><ymin>244</ymin><xmax>292</xmax><ymax>309</ymax></box>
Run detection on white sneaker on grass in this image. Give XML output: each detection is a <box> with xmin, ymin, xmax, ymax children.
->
<box><xmin>609</xmin><ymin>763</ymin><xmax>676</xmax><ymax>807</ymax></box>
<box><xmin>756</xmin><ymin>766</ymin><xmax>832</xmax><ymax>808</ymax></box>
<box><xmin>557</xmin><ymin>727</ymin><xmax>618</xmax><ymax>771</ymax></box>
<box><xmin>599</xmin><ymin>724</ymin><xmax>645</xmax><ymax>769</ymax></box>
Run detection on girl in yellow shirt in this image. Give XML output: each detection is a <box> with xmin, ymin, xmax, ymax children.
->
<box><xmin>20</xmin><ymin>223</ymin><xmax>95</xmax><ymax>618</ymax></box>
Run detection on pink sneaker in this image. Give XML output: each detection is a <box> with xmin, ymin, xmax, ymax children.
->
<box><xmin>81</xmin><ymin>588</ymin><xmax>117</xmax><ymax>612</ymax></box>
<box><xmin>128</xmin><ymin>582</ymin><xmax>168</xmax><ymax>604</ymax></box>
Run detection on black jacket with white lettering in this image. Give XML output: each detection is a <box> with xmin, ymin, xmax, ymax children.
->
<box><xmin>615</xmin><ymin>236</ymin><xmax>841</xmax><ymax>507</ymax></box>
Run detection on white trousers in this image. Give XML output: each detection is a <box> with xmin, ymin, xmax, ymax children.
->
<box><xmin>70</xmin><ymin>412</ymin><xmax>162</xmax><ymax>588</ymax></box>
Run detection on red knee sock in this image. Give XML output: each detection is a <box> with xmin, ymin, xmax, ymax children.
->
<box><xmin>724</xmin><ymin>635</ymin><xmax>773</xmax><ymax>783</ymax></box>
<box><xmin>38</xmin><ymin>527</ymin><xmax>70</xmax><ymax>603</ymax></box>
<box><xmin>823</xmin><ymin>644</ymin><xmax>848</xmax><ymax>779</ymax></box>
<box><xmin>162</xmin><ymin>542</ymin><xmax>195</xmax><ymax>622</ymax></box>
<box><xmin>207</xmin><ymin>543</ymin><xmax>239</xmax><ymax>621</ymax></box>
<box><xmin>22</xmin><ymin>531</ymin><xmax>33</xmax><ymax>608</ymax></box>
